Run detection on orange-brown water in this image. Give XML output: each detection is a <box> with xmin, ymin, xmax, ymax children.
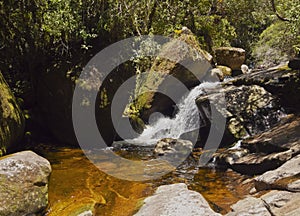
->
<box><xmin>35</xmin><ymin>145</ymin><xmax>251</xmax><ymax>215</ymax></box>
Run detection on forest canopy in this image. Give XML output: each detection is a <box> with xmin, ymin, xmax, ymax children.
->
<box><xmin>0</xmin><ymin>0</ymin><xmax>299</xmax><ymax>80</ymax></box>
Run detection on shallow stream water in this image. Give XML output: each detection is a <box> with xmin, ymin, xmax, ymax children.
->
<box><xmin>33</xmin><ymin>144</ymin><xmax>252</xmax><ymax>216</ymax></box>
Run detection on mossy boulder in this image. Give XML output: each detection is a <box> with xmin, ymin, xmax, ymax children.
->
<box><xmin>0</xmin><ymin>151</ymin><xmax>51</xmax><ymax>215</ymax></box>
<box><xmin>130</xmin><ymin>28</ymin><xmax>212</xmax><ymax>122</ymax></box>
<box><xmin>0</xmin><ymin>71</ymin><xmax>25</xmax><ymax>155</ymax></box>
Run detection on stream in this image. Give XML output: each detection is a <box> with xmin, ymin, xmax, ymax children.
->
<box><xmin>30</xmin><ymin>82</ymin><xmax>253</xmax><ymax>215</ymax></box>
<box><xmin>33</xmin><ymin>144</ymin><xmax>251</xmax><ymax>216</ymax></box>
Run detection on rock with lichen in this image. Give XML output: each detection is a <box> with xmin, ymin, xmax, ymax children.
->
<box><xmin>128</xmin><ymin>27</ymin><xmax>213</xmax><ymax>122</ymax></box>
<box><xmin>0</xmin><ymin>151</ymin><xmax>51</xmax><ymax>215</ymax></box>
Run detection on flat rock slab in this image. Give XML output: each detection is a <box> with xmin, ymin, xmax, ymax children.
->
<box><xmin>255</xmin><ymin>154</ymin><xmax>300</xmax><ymax>192</ymax></box>
<box><xmin>261</xmin><ymin>190</ymin><xmax>300</xmax><ymax>216</ymax></box>
<box><xmin>226</xmin><ymin>196</ymin><xmax>271</xmax><ymax>216</ymax></box>
<box><xmin>0</xmin><ymin>151</ymin><xmax>51</xmax><ymax>216</ymax></box>
<box><xmin>226</xmin><ymin>190</ymin><xmax>300</xmax><ymax>216</ymax></box>
<box><xmin>134</xmin><ymin>183</ymin><xmax>221</xmax><ymax>216</ymax></box>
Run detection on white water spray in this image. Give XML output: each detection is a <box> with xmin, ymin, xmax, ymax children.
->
<box><xmin>130</xmin><ymin>82</ymin><xmax>219</xmax><ymax>145</ymax></box>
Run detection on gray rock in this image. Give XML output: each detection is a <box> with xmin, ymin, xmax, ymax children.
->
<box><xmin>0</xmin><ymin>151</ymin><xmax>51</xmax><ymax>216</ymax></box>
<box><xmin>226</xmin><ymin>196</ymin><xmax>271</xmax><ymax>216</ymax></box>
<box><xmin>134</xmin><ymin>183</ymin><xmax>221</xmax><ymax>216</ymax></box>
<box><xmin>0</xmin><ymin>71</ymin><xmax>25</xmax><ymax>155</ymax></box>
<box><xmin>254</xmin><ymin>154</ymin><xmax>300</xmax><ymax>192</ymax></box>
<box><xmin>227</xmin><ymin>147</ymin><xmax>298</xmax><ymax>175</ymax></box>
<box><xmin>261</xmin><ymin>190</ymin><xmax>300</xmax><ymax>216</ymax></box>
<box><xmin>226</xmin><ymin>190</ymin><xmax>300</xmax><ymax>216</ymax></box>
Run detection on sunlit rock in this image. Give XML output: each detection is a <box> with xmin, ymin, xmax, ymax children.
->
<box><xmin>0</xmin><ymin>151</ymin><xmax>51</xmax><ymax>215</ymax></box>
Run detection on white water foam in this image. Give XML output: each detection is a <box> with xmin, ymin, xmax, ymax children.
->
<box><xmin>129</xmin><ymin>82</ymin><xmax>219</xmax><ymax>145</ymax></box>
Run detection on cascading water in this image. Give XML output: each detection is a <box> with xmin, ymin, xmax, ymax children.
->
<box><xmin>130</xmin><ymin>82</ymin><xmax>219</xmax><ymax>145</ymax></box>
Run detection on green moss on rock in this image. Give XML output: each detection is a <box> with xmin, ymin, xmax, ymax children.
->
<box><xmin>0</xmin><ymin>71</ymin><xmax>25</xmax><ymax>155</ymax></box>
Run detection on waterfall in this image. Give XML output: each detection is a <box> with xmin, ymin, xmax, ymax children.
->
<box><xmin>130</xmin><ymin>82</ymin><xmax>219</xmax><ymax>145</ymax></box>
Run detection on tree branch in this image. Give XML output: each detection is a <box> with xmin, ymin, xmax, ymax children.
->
<box><xmin>271</xmin><ymin>0</ymin><xmax>290</xmax><ymax>22</ymax></box>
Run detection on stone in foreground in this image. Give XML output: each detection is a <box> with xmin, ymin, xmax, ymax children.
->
<box><xmin>0</xmin><ymin>151</ymin><xmax>51</xmax><ymax>216</ymax></box>
<box><xmin>261</xmin><ymin>190</ymin><xmax>300</xmax><ymax>216</ymax></box>
<box><xmin>226</xmin><ymin>197</ymin><xmax>271</xmax><ymax>216</ymax></box>
<box><xmin>134</xmin><ymin>183</ymin><xmax>221</xmax><ymax>216</ymax></box>
<box><xmin>254</xmin><ymin>154</ymin><xmax>300</xmax><ymax>192</ymax></box>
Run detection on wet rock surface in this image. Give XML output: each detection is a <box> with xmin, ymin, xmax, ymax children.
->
<box><xmin>215</xmin><ymin>115</ymin><xmax>300</xmax><ymax>175</ymax></box>
<box><xmin>196</xmin><ymin>84</ymin><xmax>282</xmax><ymax>148</ymax></box>
<box><xmin>0</xmin><ymin>151</ymin><xmax>51</xmax><ymax>216</ymax></box>
<box><xmin>154</xmin><ymin>138</ymin><xmax>193</xmax><ymax>156</ymax></box>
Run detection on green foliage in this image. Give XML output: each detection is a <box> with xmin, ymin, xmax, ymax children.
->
<box><xmin>252</xmin><ymin>0</ymin><xmax>300</xmax><ymax>66</ymax></box>
<box><xmin>252</xmin><ymin>22</ymin><xmax>291</xmax><ymax>67</ymax></box>
<box><xmin>0</xmin><ymin>0</ymin><xmax>299</xmax><ymax>85</ymax></box>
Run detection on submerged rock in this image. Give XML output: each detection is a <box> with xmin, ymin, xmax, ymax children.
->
<box><xmin>154</xmin><ymin>138</ymin><xmax>193</xmax><ymax>156</ymax></box>
<box><xmin>134</xmin><ymin>183</ymin><xmax>221</xmax><ymax>216</ymax></box>
<box><xmin>0</xmin><ymin>151</ymin><xmax>51</xmax><ymax>215</ymax></box>
<box><xmin>0</xmin><ymin>71</ymin><xmax>25</xmax><ymax>155</ymax></box>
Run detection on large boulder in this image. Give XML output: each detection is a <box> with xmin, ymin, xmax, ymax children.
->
<box><xmin>231</xmin><ymin>67</ymin><xmax>300</xmax><ymax>113</ymax></box>
<box><xmin>134</xmin><ymin>183</ymin><xmax>221</xmax><ymax>216</ymax></box>
<box><xmin>0</xmin><ymin>71</ymin><xmax>25</xmax><ymax>155</ymax></box>
<box><xmin>0</xmin><ymin>151</ymin><xmax>51</xmax><ymax>215</ymax></box>
<box><xmin>129</xmin><ymin>28</ymin><xmax>212</xmax><ymax>122</ymax></box>
<box><xmin>196</xmin><ymin>84</ymin><xmax>282</xmax><ymax>147</ymax></box>
<box><xmin>214</xmin><ymin>47</ymin><xmax>246</xmax><ymax>70</ymax></box>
